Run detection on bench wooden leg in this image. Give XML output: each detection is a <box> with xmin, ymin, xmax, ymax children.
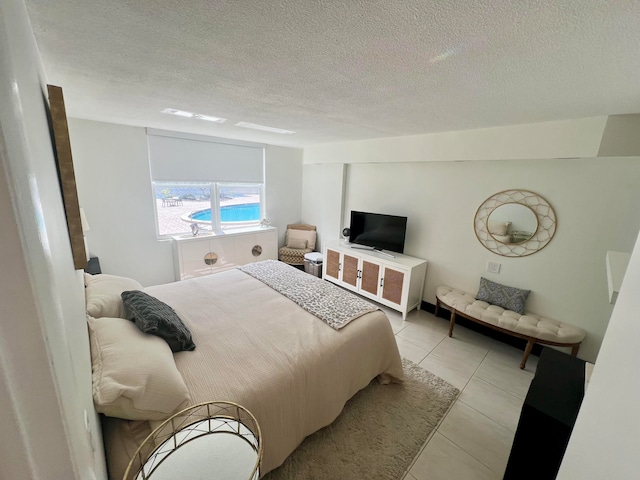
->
<box><xmin>521</xmin><ymin>339</ymin><xmax>535</xmax><ymax>369</ymax></box>
<box><xmin>448</xmin><ymin>310</ymin><xmax>456</xmax><ymax>337</ymax></box>
<box><xmin>434</xmin><ymin>297</ymin><xmax>440</xmax><ymax>317</ymax></box>
<box><xmin>571</xmin><ymin>344</ymin><xmax>580</xmax><ymax>357</ymax></box>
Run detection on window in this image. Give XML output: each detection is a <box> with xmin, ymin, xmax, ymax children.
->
<box><xmin>153</xmin><ymin>182</ymin><xmax>263</xmax><ymax>236</ymax></box>
<box><xmin>147</xmin><ymin>129</ymin><xmax>265</xmax><ymax>237</ymax></box>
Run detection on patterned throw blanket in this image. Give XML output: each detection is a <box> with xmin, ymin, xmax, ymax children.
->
<box><xmin>238</xmin><ymin>260</ymin><xmax>379</xmax><ymax>330</ymax></box>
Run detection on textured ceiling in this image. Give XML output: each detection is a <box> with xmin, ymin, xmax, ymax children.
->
<box><xmin>25</xmin><ymin>0</ymin><xmax>640</xmax><ymax>147</ymax></box>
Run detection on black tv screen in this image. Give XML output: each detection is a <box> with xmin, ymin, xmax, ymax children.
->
<box><xmin>349</xmin><ymin>211</ymin><xmax>407</xmax><ymax>254</ymax></box>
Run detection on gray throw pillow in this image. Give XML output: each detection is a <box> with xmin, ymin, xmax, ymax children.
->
<box><xmin>476</xmin><ymin>277</ymin><xmax>530</xmax><ymax>315</ymax></box>
<box><xmin>121</xmin><ymin>290</ymin><xmax>196</xmax><ymax>352</ymax></box>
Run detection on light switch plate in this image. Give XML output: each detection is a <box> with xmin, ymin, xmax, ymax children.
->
<box><xmin>487</xmin><ymin>261</ymin><xmax>501</xmax><ymax>274</ymax></box>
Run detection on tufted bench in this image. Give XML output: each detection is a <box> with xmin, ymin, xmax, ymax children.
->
<box><xmin>435</xmin><ymin>285</ymin><xmax>586</xmax><ymax>369</ymax></box>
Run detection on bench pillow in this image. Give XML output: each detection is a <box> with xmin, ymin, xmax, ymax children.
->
<box><xmin>476</xmin><ymin>277</ymin><xmax>530</xmax><ymax>315</ymax></box>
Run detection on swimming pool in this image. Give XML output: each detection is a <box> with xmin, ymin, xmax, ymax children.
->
<box><xmin>190</xmin><ymin>203</ymin><xmax>261</xmax><ymax>223</ymax></box>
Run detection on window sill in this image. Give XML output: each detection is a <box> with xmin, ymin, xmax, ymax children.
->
<box><xmin>168</xmin><ymin>225</ymin><xmax>276</xmax><ymax>242</ymax></box>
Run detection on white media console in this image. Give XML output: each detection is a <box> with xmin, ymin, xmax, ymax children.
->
<box><xmin>323</xmin><ymin>240</ymin><xmax>427</xmax><ymax>320</ymax></box>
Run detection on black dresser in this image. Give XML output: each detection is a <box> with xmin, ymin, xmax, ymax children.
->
<box><xmin>504</xmin><ymin>347</ymin><xmax>585</xmax><ymax>480</ymax></box>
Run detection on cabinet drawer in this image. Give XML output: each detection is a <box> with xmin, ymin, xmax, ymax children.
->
<box><xmin>173</xmin><ymin>228</ymin><xmax>278</xmax><ymax>281</ymax></box>
<box><xmin>208</xmin><ymin>237</ymin><xmax>235</xmax><ymax>271</ymax></box>
<box><xmin>180</xmin><ymin>239</ymin><xmax>212</xmax><ymax>279</ymax></box>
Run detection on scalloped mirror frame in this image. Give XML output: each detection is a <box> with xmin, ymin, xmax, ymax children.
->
<box><xmin>474</xmin><ymin>189</ymin><xmax>557</xmax><ymax>257</ymax></box>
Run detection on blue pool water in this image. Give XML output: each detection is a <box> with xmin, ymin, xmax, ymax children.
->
<box><xmin>191</xmin><ymin>203</ymin><xmax>260</xmax><ymax>223</ymax></box>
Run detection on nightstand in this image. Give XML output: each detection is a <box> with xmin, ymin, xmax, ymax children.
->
<box><xmin>84</xmin><ymin>256</ymin><xmax>101</xmax><ymax>275</ymax></box>
<box><xmin>504</xmin><ymin>347</ymin><xmax>585</xmax><ymax>479</ymax></box>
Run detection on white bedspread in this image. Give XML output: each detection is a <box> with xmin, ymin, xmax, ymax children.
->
<box><xmin>104</xmin><ymin>268</ymin><xmax>404</xmax><ymax>479</ymax></box>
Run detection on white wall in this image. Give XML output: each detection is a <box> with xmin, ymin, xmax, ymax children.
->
<box><xmin>304</xmin><ymin>117</ymin><xmax>608</xmax><ymax>164</ymax></box>
<box><xmin>70</xmin><ymin>119</ymin><xmax>303</xmax><ymax>286</ymax></box>
<box><xmin>70</xmin><ymin>119</ymin><xmax>174</xmax><ymax>286</ymax></box>
<box><xmin>265</xmin><ymin>144</ymin><xmax>303</xmax><ymax>246</ymax></box>
<box><xmin>302</xmin><ymin>151</ymin><xmax>640</xmax><ymax>362</ymax></box>
<box><xmin>301</xmin><ymin>163</ymin><xmax>346</xmax><ymax>252</ymax></box>
<box><xmin>0</xmin><ymin>0</ymin><xmax>106</xmax><ymax>478</ymax></box>
<box><xmin>558</xmin><ymin>228</ymin><xmax>640</xmax><ymax>478</ymax></box>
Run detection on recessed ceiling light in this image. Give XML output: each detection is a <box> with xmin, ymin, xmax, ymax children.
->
<box><xmin>162</xmin><ymin>108</ymin><xmax>226</xmax><ymax>123</ymax></box>
<box><xmin>235</xmin><ymin>121</ymin><xmax>295</xmax><ymax>135</ymax></box>
<box><xmin>193</xmin><ymin>113</ymin><xmax>226</xmax><ymax>123</ymax></box>
<box><xmin>162</xmin><ymin>108</ymin><xmax>193</xmax><ymax>118</ymax></box>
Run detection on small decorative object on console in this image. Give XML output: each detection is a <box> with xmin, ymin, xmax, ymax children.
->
<box><xmin>260</xmin><ymin>217</ymin><xmax>272</xmax><ymax>227</ymax></box>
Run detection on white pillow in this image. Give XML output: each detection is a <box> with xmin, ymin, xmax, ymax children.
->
<box><xmin>286</xmin><ymin>237</ymin><xmax>308</xmax><ymax>249</ymax></box>
<box><xmin>88</xmin><ymin>316</ymin><xmax>191</xmax><ymax>421</ymax></box>
<box><xmin>84</xmin><ymin>273</ymin><xmax>143</xmax><ymax>319</ymax></box>
<box><xmin>286</xmin><ymin>228</ymin><xmax>316</xmax><ymax>251</ymax></box>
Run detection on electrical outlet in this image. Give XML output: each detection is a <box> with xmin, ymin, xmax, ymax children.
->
<box><xmin>487</xmin><ymin>261</ymin><xmax>501</xmax><ymax>274</ymax></box>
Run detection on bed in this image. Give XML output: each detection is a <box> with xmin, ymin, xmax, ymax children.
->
<box><xmin>85</xmin><ymin>261</ymin><xmax>404</xmax><ymax>479</ymax></box>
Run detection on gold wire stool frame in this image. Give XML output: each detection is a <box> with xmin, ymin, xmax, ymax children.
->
<box><xmin>123</xmin><ymin>401</ymin><xmax>262</xmax><ymax>480</ymax></box>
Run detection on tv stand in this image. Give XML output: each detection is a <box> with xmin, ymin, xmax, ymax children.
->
<box><xmin>350</xmin><ymin>244</ymin><xmax>374</xmax><ymax>250</ymax></box>
<box><xmin>324</xmin><ymin>240</ymin><xmax>427</xmax><ymax>320</ymax></box>
<box><xmin>350</xmin><ymin>244</ymin><xmax>396</xmax><ymax>258</ymax></box>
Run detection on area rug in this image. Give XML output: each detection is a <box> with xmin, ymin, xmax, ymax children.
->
<box><xmin>263</xmin><ymin>359</ymin><xmax>460</xmax><ymax>480</ymax></box>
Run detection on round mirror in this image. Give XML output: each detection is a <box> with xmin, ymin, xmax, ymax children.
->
<box><xmin>474</xmin><ymin>189</ymin><xmax>557</xmax><ymax>257</ymax></box>
<box><xmin>487</xmin><ymin>203</ymin><xmax>538</xmax><ymax>244</ymax></box>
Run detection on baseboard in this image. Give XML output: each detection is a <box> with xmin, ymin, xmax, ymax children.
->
<box><xmin>420</xmin><ymin>301</ymin><xmax>542</xmax><ymax>357</ymax></box>
<box><xmin>421</xmin><ymin>300</ymin><xmax>436</xmax><ymax>313</ymax></box>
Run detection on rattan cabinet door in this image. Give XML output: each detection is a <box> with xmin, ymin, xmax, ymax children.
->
<box><xmin>360</xmin><ymin>260</ymin><xmax>381</xmax><ymax>296</ymax></box>
<box><xmin>342</xmin><ymin>254</ymin><xmax>360</xmax><ymax>287</ymax></box>
<box><xmin>325</xmin><ymin>248</ymin><xmax>341</xmax><ymax>281</ymax></box>
<box><xmin>381</xmin><ymin>266</ymin><xmax>405</xmax><ymax>306</ymax></box>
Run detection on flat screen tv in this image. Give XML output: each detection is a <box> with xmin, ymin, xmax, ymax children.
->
<box><xmin>349</xmin><ymin>211</ymin><xmax>407</xmax><ymax>254</ymax></box>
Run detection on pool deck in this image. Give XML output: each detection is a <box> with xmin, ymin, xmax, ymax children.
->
<box><xmin>156</xmin><ymin>195</ymin><xmax>260</xmax><ymax>236</ymax></box>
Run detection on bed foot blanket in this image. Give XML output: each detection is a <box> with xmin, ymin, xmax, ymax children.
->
<box><xmin>239</xmin><ymin>260</ymin><xmax>378</xmax><ymax>330</ymax></box>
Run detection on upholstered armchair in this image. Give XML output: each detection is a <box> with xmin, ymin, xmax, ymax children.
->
<box><xmin>279</xmin><ymin>224</ymin><xmax>317</xmax><ymax>266</ymax></box>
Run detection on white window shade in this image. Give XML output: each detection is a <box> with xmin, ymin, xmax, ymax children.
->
<box><xmin>148</xmin><ymin>130</ymin><xmax>264</xmax><ymax>183</ymax></box>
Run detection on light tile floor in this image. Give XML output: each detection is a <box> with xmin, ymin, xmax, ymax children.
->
<box><xmin>384</xmin><ymin>307</ymin><xmax>538</xmax><ymax>480</ymax></box>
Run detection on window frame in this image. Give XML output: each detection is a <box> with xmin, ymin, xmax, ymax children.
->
<box><xmin>152</xmin><ymin>181</ymin><xmax>264</xmax><ymax>238</ymax></box>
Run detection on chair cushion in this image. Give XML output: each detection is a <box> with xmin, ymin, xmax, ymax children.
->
<box><xmin>286</xmin><ymin>229</ymin><xmax>317</xmax><ymax>251</ymax></box>
<box><xmin>279</xmin><ymin>246</ymin><xmax>312</xmax><ymax>265</ymax></box>
<box><xmin>286</xmin><ymin>237</ymin><xmax>308</xmax><ymax>249</ymax></box>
